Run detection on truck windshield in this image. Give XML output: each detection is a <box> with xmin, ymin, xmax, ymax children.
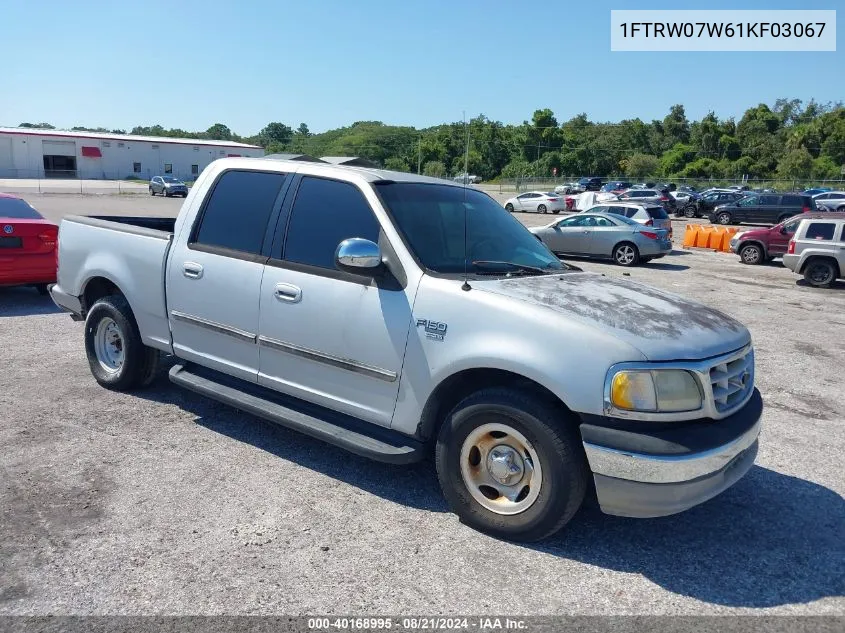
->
<box><xmin>375</xmin><ymin>182</ymin><xmax>564</xmax><ymax>275</ymax></box>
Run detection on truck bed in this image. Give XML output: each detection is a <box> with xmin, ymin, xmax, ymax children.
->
<box><xmin>55</xmin><ymin>214</ymin><xmax>176</xmax><ymax>353</ymax></box>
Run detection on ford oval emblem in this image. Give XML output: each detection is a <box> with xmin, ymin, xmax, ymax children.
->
<box><xmin>2</xmin><ymin>225</ymin><xmax>13</xmax><ymax>234</ymax></box>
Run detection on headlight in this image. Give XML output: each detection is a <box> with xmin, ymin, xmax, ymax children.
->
<box><xmin>610</xmin><ymin>369</ymin><xmax>702</xmax><ymax>413</ymax></box>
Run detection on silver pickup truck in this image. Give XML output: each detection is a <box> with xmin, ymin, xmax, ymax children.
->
<box><xmin>51</xmin><ymin>158</ymin><xmax>763</xmax><ymax>541</ymax></box>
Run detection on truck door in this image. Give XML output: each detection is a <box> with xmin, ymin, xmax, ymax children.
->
<box><xmin>166</xmin><ymin>169</ymin><xmax>290</xmax><ymax>383</ymax></box>
<box><xmin>257</xmin><ymin>175</ymin><xmax>412</xmax><ymax>428</ymax></box>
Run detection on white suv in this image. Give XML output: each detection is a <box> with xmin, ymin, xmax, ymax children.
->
<box><xmin>783</xmin><ymin>216</ymin><xmax>845</xmax><ymax>287</ymax></box>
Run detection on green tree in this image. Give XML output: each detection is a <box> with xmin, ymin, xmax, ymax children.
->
<box><xmin>659</xmin><ymin>143</ymin><xmax>695</xmax><ymax>176</ymax></box>
<box><xmin>776</xmin><ymin>148</ymin><xmax>814</xmax><ymax>179</ymax></box>
<box><xmin>205</xmin><ymin>123</ymin><xmax>233</xmax><ymax>141</ymax></box>
<box><xmin>622</xmin><ymin>153</ymin><xmax>659</xmax><ymax>177</ymax></box>
<box><xmin>384</xmin><ymin>157</ymin><xmax>409</xmax><ymax>172</ymax></box>
<box><xmin>812</xmin><ymin>156</ymin><xmax>840</xmax><ymax>179</ymax></box>
<box><xmin>296</xmin><ymin>123</ymin><xmax>311</xmax><ymax>137</ymax></box>
<box><xmin>662</xmin><ymin>104</ymin><xmax>690</xmax><ymax>148</ymax></box>
<box><xmin>422</xmin><ymin>160</ymin><xmax>447</xmax><ymax>177</ymax></box>
<box><xmin>258</xmin><ymin>122</ymin><xmax>293</xmax><ymax>148</ymax></box>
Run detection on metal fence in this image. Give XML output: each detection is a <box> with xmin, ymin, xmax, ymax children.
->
<box><xmin>495</xmin><ymin>176</ymin><xmax>845</xmax><ymax>193</ymax></box>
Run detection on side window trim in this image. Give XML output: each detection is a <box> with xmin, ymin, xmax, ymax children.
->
<box><xmin>187</xmin><ymin>168</ymin><xmax>291</xmax><ymax>261</ymax></box>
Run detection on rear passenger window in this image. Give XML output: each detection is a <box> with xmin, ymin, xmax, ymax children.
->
<box><xmin>646</xmin><ymin>206</ymin><xmax>668</xmax><ymax>219</ymax></box>
<box><xmin>760</xmin><ymin>195</ymin><xmax>779</xmax><ymax>205</ymax></box>
<box><xmin>805</xmin><ymin>223</ymin><xmax>835</xmax><ymax>241</ymax></box>
<box><xmin>606</xmin><ymin>206</ymin><xmax>625</xmax><ymax>215</ymax></box>
<box><xmin>284</xmin><ymin>177</ymin><xmax>380</xmax><ymax>270</ymax></box>
<box><xmin>193</xmin><ymin>170</ymin><xmax>287</xmax><ymax>254</ymax></box>
<box><xmin>625</xmin><ymin>208</ymin><xmax>638</xmax><ymax>218</ymax></box>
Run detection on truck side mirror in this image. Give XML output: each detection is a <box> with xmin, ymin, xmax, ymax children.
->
<box><xmin>335</xmin><ymin>238</ymin><xmax>383</xmax><ymax>275</ymax></box>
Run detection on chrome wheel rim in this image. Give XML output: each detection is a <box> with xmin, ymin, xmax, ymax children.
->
<box><xmin>459</xmin><ymin>423</ymin><xmax>542</xmax><ymax>516</ymax></box>
<box><xmin>615</xmin><ymin>245</ymin><xmax>636</xmax><ymax>265</ymax></box>
<box><xmin>94</xmin><ymin>317</ymin><xmax>125</xmax><ymax>373</ymax></box>
<box><xmin>538</xmin><ymin>205</ymin><xmax>547</xmax><ymax>214</ymax></box>
<box><xmin>741</xmin><ymin>246</ymin><xmax>761</xmax><ymax>264</ymax></box>
<box><xmin>718</xmin><ymin>213</ymin><xmax>731</xmax><ymax>225</ymax></box>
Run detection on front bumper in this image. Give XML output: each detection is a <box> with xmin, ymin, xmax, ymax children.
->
<box><xmin>580</xmin><ymin>388</ymin><xmax>762</xmax><ymax>518</ymax></box>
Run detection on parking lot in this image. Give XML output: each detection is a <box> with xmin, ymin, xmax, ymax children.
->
<box><xmin>1</xmin><ymin>193</ymin><xmax>843</xmax><ymax>616</ymax></box>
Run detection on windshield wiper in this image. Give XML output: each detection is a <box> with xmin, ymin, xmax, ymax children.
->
<box><xmin>471</xmin><ymin>260</ymin><xmax>555</xmax><ymax>276</ymax></box>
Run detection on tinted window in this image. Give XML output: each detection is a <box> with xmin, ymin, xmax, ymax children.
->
<box><xmin>805</xmin><ymin>223</ymin><xmax>835</xmax><ymax>241</ymax></box>
<box><xmin>193</xmin><ymin>170</ymin><xmax>287</xmax><ymax>254</ymax></box>
<box><xmin>606</xmin><ymin>206</ymin><xmax>625</xmax><ymax>215</ymax></box>
<box><xmin>781</xmin><ymin>195</ymin><xmax>801</xmax><ymax>206</ymax></box>
<box><xmin>612</xmin><ymin>214</ymin><xmax>640</xmax><ymax>226</ymax></box>
<box><xmin>625</xmin><ymin>208</ymin><xmax>639</xmax><ymax>218</ymax></box>
<box><xmin>646</xmin><ymin>206</ymin><xmax>668</xmax><ymax>219</ymax></box>
<box><xmin>559</xmin><ymin>216</ymin><xmax>588</xmax><ymax>227</ymax></box>
<box><xmin>284</xmin><ymin>177</ymin><xmax>380</xmax><ymax>269</ymax></box>
<box><xmin>377</xmin><ymin>183</ymin><xmax>562</xmax><ymax>275</ymax></box>
<box><xmin>760</xmin><ymin>195</ymin><xmax>779</xmax><ymax>205</ymax></box>
<box><xmin>0</xmin><ymin>198</ymin><xmax>43</xmax><ymax>219</ymax></box>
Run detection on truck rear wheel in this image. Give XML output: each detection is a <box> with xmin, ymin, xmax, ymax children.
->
<box><xmin>435</xmin><ymin>388</ymin><xmax>587</xmax><ymax>542</ymax></box>
<box><xmin>84</xmin><ymin>295</ymin><xmax>159</xmax><ymax>390</ymax></box>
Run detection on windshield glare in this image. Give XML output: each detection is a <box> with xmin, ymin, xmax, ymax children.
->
<box><xmin>375</xmin><ymin>183</ymin><xmax>563</xmax><ymax>275</ymax></box>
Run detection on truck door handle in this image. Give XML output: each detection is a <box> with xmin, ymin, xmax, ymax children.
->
<box><xmin>183</xmin><ymin>262</ymin><xmax>204</xmax><ymax>279</ymax></box>
<box><xmin>274</xmin><ymin>283</ymin><xmax>302</xmax><ymax>303</ymax></box>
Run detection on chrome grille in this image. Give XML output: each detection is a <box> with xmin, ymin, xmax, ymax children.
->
<box><xmin>709</xmin><ymin>347</ymin><xmax>754</xmax><ymax>414</ymax></box>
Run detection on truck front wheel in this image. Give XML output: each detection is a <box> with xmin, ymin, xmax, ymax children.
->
<box><xmin>84</xmin><ymin>295</ymin><xmax>159</xmax><ymax>390</ymax></box>
<box><xmin>435</xmin><ymin>388</ymin><xmax>588</xmax><ymax>542</ymax></box>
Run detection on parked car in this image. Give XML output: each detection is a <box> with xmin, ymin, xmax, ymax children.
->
<box><xmin>709</xmin><ymin>193</ymin><xmax>815</xmax><ymax>226</ymax></box>
<box><xmin>504</xmin><ymin>191</ymin><xmax>566</xmax><ymax>214</ymax></box>
<box><xmin>812</xmin><ymin>191</ymin><xmax>845</xmax><ymax>212</ymax></box>
<box><xmin>802</xmin><ymin>188</ymin><xmax>832</xmax><ymax>197</ymax></box>
<box><xmin>782</xmin><ymin>216</ymin><xmax>845</xmax><ymax>287</ymax></box>
<box><xmin>727</xmin><ymin>213</ymin><xmax>840</xmax><ymax>264</ymax></box>
<box><xmin>454</xmin><ymin>172</ymin><xmax>482</xmax><ymax>184</ymax></box>
<box><xmin>578</xmin><ymin>177</ymin><xmax>604</xmax><ymax>191</ymax></box>
<box><xmin>554</xmin><ymin>181</ymin><xmax>583</xmax><ymax>194</ymax></box>
<box><xmin>589</xmin><ymin>202</ymin><xmax>673</xmax><ymax>238</ymax></box>
<box><xmin>50</xmin><ymin>157</ymin><xmax>763</xmax><ymax>541</ymax></box>
<box><xmin>600</xmin><ymin>181</ymin><xmax>632</xmax><ymax>193</ymax></box>
<box><xmin>677</xmin><ymin>185</ymin><xmax>697</xmax><ymax>193</ymax></box>
<box><xmin>530</xmin><ymin>211</ymin><xmax>672</xmax><ymax>266</ymax></box>
<box><xmin>727</xmin><ymin>184</ymin><xmax>751</xmax><ymax>192</ymax></box>
<box><xmin>670</xmin><ymin>190</ymin><xmax>699</xmax><ymax>215</ymax></box>
<box><xmin>688</xmin><ymin>191</ymin><xmax>746</xmax><ymax>218</ymax></box>
<box><xmin>614</xmin><ymin>189</ymin><xmax>677</xmax><ymax>214</ymax></box>
<box><xmin>150</xmin><ymin>176</ymin><xmax>189</xmax><ymax>197</ymax></box>
<box><xmin>0</xmin><ymin>193</ymin><xmax>58</xmax><ymax>294</ymax></box>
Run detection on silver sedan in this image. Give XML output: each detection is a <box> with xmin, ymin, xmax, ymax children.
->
<box><xmin>529</xmin><ymin>211</ymin><xmax>672</xmax><ymax>266</ymax></box>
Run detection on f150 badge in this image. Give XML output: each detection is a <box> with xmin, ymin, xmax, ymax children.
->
<box><xmin>416</xmin><ymin>318</ymin><xmax>448</xmax><ymax>341</ymax></box>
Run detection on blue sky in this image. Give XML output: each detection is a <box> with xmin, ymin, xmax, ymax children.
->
<box><xmin>2</xmin><ymin>0</ymin><xmax>841</xmax><ymax>134</ymax></box>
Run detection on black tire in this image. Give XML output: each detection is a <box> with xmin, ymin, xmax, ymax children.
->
<box><xmin>716</xmin><ymin>211</ymin><xmax>732</xmax><ymax>225</ymax></box>
<box><xmin>505</xmin><ymin>203</ymin><xmax>514</xmax><ymax>213</ymax></box>
<box><xmin>84</xmin><ymin>295</ymin><xmax>159</xmax><ymax>390</ymax></box>
<box><xmin>537</xmin><ymin>204</ymin><xmax>547</xmax><ymax>214</ymax></box>
<box><xmin>739</xmin><ymin>243</ymin><xmax>764</xmax><ymax>265</ymax></box>
<box><xmin>149</xmin><ymin>187</ymin><xmax>155</xmax><ymax>196</ymax></box>
<box><xmin>435</xmin><ymin>387</ymin><xmax>588</xmax><ymax>542</ymax></box>
<box><xmin>612</xmin><ymin>242</ymin><xmax>640</xmax><ymax>267</ymax></box>
<box><xmin>684</xmin><ymin>206</ymin><xmax>697</xmax><ymax>218</ymax></box>
<box><xmin>640</xmin><ymin>256</ymin><xmax>653</xmax><ymax>263</ymax></box>
<box><xmin>553</xmin><ymin>209</ymin><xmax>560</xmax><ymax>214</ymax></box>
<box><xmin>837</xmin><ymin>205</ymin><xmax>845</xmax><ymax>212</ymax></box>
<box><xmin>34</xmin><ymin>283</ymin><xmax>50</xmax><ymax>296</ymax></box>
<box><xmin>803</xmin><ymin>258</ymin><xmax>838</xmax><ymax>288</ymax></box>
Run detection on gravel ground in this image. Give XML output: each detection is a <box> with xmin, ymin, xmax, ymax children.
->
<box><xmin>1</xmin><ymin>195</ymin><xmax>843</xmax><ymax>616</ymax></box>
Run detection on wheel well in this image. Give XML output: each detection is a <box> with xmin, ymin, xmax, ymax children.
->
<box><xmin>739</xmin><ymin>240</ymin><xmax>766</xmax><ymax>255</ymax></box>
<box><xmin>416</xmin><ymin>368</ymin><xmax>575</xmax><ymax>442</ymax></box>
<box><xmin>800</xmin><ymin>255</ymin><xmax>840</xmax><ymax>276</ymax></box>
<box><xmin>81</xmin><ymin>277</ymin><xmax>123</xmax><ymax>314</ymax></box>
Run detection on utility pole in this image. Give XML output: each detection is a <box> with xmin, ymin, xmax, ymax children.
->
<box><xmin>417</xmin><ymin>136</ymin><xmax>422</xmax><ymax>175</ymax></box>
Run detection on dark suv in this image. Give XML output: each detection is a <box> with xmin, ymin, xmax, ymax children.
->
<box><xmin>709</xmin><ymin>193</ymin><xmax>814</xmax><ymax>225</ymax></box>
<box><xmin>579</xmin><ymin>177</ymin><xmax>604</xmax><ymax>192</ymax></box>
<box><xmin>687</xmin><ymin>191</ymin><xmax>745</xmax><ymax>218</ymax></box>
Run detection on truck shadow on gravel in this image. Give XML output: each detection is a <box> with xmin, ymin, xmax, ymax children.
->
<box><xmin>0</xmin><ymin>287</ymin><xmax>62</xmax><ymax>317</ymax></box>
<box><xmin>139</xmin><ymin>364</ymin><xmax>843</xmax><ymax>608</ymax></box>
<box><xmin>532</xmin><ymin>466</ymin><xmax>845</xmax><ymax>608</ymax></box>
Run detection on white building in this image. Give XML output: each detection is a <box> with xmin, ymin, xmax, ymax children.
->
<box><xmin>0</xmin><ymin>127</ymin><xmax>264</xmax><ymax>181</ymax></box>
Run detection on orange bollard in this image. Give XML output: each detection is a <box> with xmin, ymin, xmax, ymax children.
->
<box><xmin>682</xmin><ymin>224</ymin><xmax>699</xmax><ymax>247</ymax></box>
<box><xmin>707</xmin><ymin>226</ymin><xmax>727</xmax><ymax>249</ymax></box>
<box><xmin>718</xmin><ymin>227</ymin><xmax>740</xmax><ymax>252</ymax></box>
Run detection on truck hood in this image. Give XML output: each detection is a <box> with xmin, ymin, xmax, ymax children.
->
<box><xmin>475</xmin><ymin>272</ymin><xmax>750</xmax><ymax>361</ymax></box>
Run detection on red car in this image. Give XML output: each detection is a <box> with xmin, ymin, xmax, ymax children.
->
<box><xmin>728</xmin><ymin>211</ymin><xmax>845</xmax><ymax>264</ymax></box>
<box><xmin>0</xmin><ymin>193</ymin><xmax>58</xmax><ymax>294</ymax></box>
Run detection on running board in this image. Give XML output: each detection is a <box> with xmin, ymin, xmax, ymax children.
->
<box><xmin>169</xmin><ymin>364</ymin><xmax>425</xmax><ymax>464</ymax></box>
